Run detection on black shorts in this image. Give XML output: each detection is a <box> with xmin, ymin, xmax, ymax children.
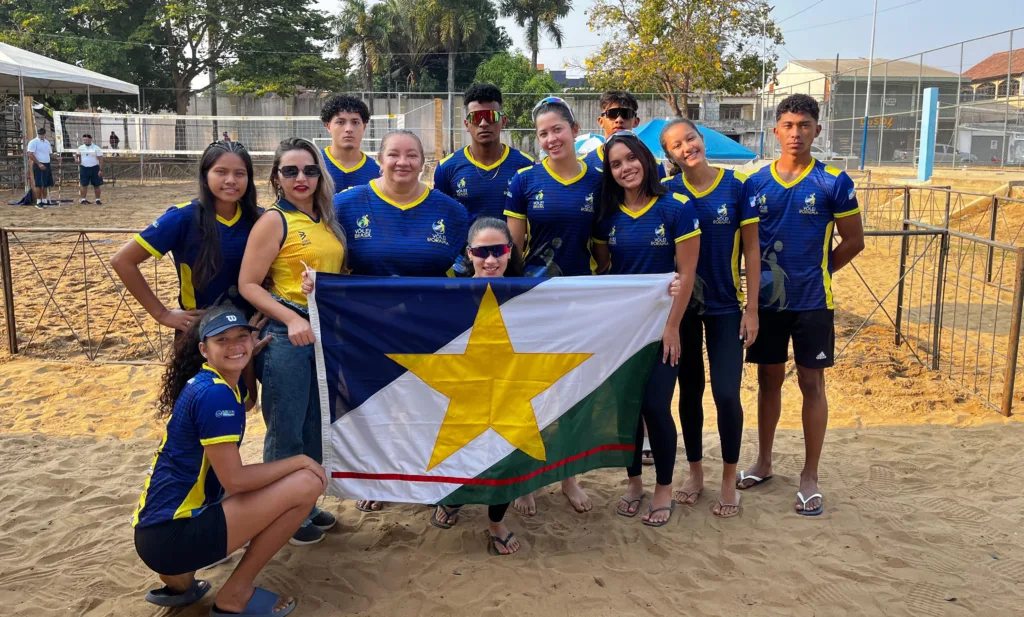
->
<box><xmin>745</xmin><ymin>309</ymin><xmax>835</xmax><ymax>369</ymax></box>
<box><xmin>79</xmin><ymin>166</ymin><xmax>103</xmax><ymax>187</ymax></box>
<box><xmin>134</xmin><ymin>503</ymin><xmax>228</xmax><ymax>576</ymax></box>
<box><xmin>33</xmin><ymin>163</ymin><xmax>53</xmax><ymax>188</ymax></box>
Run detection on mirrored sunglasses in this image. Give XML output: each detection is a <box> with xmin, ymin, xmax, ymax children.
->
<box><xmin>466</xmin><ymin>110</ymin><xmax>504</xmax><ymax>125</ymax></box>
<box><xmin>468</xmin><ymin>243</ymin><xmax>512</xmax><ymax>259</ymax></box>
<box><xmin>531</xmin><ymin>96</ymin><xmax>575</xmax><ymax>123</ymax></box>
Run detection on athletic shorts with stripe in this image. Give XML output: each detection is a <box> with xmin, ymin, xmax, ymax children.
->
<box><xmin>744</xmin><ymin>309</ymin><xmax>835</xmax><ymax>369</ymax></box>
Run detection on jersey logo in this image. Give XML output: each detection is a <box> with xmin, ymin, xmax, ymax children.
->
<box><xmin>761</xmin><ymin>240</ymin><xmax>790</xmax><ymax>310</ymax></box>
<box><xmin>608</xmin><ymin>225</ymin><xmax>617</xmax><ymax>246</ymax></box>
<box><xmin>848</xmin><ymin>187</ymin><xmax>856</xmax><ymax>201</ymax></box>
<box><xmin>755</xmin><ymin>194</ymin><xmax>768</xmax><ymax>214</ymax></box>
<box><xmin>355</xmin><ymin>214</ymin><xmax>372</xmax><ymax>239</ymax></box>
<box><xmin>214</xmin><ymin>409</ymin><xmax>236</xmax><ymax>418</ymax></box>
<box><xmin>298</xmin><ymin>230</ymin><xmax>311</xmax><ymax>246</ymax></box>
<box><xmin>714</xmin><ymin>204</ymin><xmax>731</xmax><ymax>225</ymax></box>
<box><xmin>533</xmin><ymin>191</ymin><xmax>545</xmax><ymax>209</ymax></box>
<box><xmin>456</xmin><ymin>177</ymin><xmax>468</xmax><ymax>198</ymax></box>
<box><xmin>427</xmin><ymin>219</ymin><xmax>449</xmax><ymax>245</ymax></box>
<box><xmin>504</xmin><ymin>177</ymin><xmax>514</xmax><ymax>198</ymax></box>
<box><xmin>582</xmin><ymin>192</ymin><xmax>595</xmax><ymax>212</ymax></box>
<box><xmin>800</xmin><ymin>193</ymin><xmax>818</xmax><ymax>215</ymax></box>
<box><xmin>652</xmin><ymin>223</ymin><xmax>669</xmax><ymax>246</ymax></box>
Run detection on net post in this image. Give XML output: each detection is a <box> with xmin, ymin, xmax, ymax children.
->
<box><xmin>986</xmin><ymin>196</ymin><xmax>999</xmax><ymax>282</ymax></box>
<box><xmin>894</xmin><ymin>186</ymin><xmax>911</xmax><ymax>346</ymax></box>
<box><xmin>1</xmin><ymin>229</ymin><xmax>17</xmax><ymax>354</ymax></box>
<box><xmin>1000</xmin><ymin>247</ymin><xmax>1024</xmax><ymax>416</ymax></box>
<box><xmin>931</xmin><ymin>229</ymin><xmax>948</xmax><ymax>370</ymax></box>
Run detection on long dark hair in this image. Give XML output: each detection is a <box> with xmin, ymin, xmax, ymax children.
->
<box><xmin>597</xmin><ymin>133</ymin><xmax>667</xmax><ymax>222</ymax></box>
<box><xmin>193</xmin><ymin>141</ymin><xmax>260</xmax><ymax>291</ymax></box>
<box><xmin>466</xmin><ymin>217</ymin><xmax>524</xmax><ymax>277</ymax></box>
<box><xmin>659</xmin><ymin>117</ymin><xmax>701</xmax><ymax>177</ymax></box>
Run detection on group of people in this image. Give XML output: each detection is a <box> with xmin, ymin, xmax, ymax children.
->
<box><xmin>25</xmin><ymin>126</ymin><xmax>106</xmax><ymax>208</ymax></box>
<box><xmin>118</xmin><ymin>86</ymin><xmax>864</xmax><ymax>617</ymax></box>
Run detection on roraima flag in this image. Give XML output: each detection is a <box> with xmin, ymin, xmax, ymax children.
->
<box><xmin>309</xmin><ymin>274</ymin><xmax>673</xmax><ymax>505</ymax></box>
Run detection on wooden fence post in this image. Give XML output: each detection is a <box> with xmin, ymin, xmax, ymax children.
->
<box><xmin>0</xmin><ymin>229</ymin><xmax>17</xmax><ymax>354</ymax></box>
<box><xmin>1001</xmin><ymin>247</ymin><xmax>1024</xmax><ymax>416</ymax></box>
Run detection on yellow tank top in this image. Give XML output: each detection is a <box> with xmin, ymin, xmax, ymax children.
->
<box><xmin>267</xmin><ymin>200</ymin><xmax>344</xmax><ymax>309</ymax></box>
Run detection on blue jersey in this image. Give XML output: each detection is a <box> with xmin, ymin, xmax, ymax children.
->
<box><xmin>334</xmin><ymin>180</ymin><xmax>470</xmax><ymax>277</ymax></box>
<box><xmin>323</xmin><ymin>148</ymin><xmax>380</xmax><ymax>193</ymax></box>
<box><xmin>744</xmin><ymin>159</ymin><xmax>860</xmax><ymax>312</ymax></box>
<box><xmin>132</xmin><ymin>364</ymin><xmax>248</xmax><ymax>528</ymax></box>
<box><xmin>504</xmin><ymin>159</ymin><xmax>602</xmax><ymax>277</ymax></box>
<box><xmin>664</xmin><ymin>168</ymin><xmax>759</xmax><ymax>315</ymax></box>
<box><xmin>592</xmin><ymin>192</ymin><xmax>701</xmax><ymax>275</ymax></box>
<box><xmin>581</xmin><ymin>144</ymin><xmax>666</xmax><ymax>179</ymax></box>
<box><xmin>135</xmin><ymin>199</ymin><xmax>254</xmax><ymax>312</ymax></box>
<box><xmin>433</xmin><ymin>145</ymin><xmax>534</xmax><ymax>223</ymax></box>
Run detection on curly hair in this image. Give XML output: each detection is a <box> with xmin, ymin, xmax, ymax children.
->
<box><xmin>775</xmin><ymin>94</ymin><xmax>819</xmax><ymax>122</ymax></box>
<box><xmin>320</xmin><ymin>95</ymin><xmax>370</xmax><ymax>124</ymax></box>
<box><xmin>464</xmin><ymin>83</ymin><xmax>503</xmax><ymax>107</ymax></box>
<box><xmin>157</xmin><ymin>322</ymin><xmax>205</xmax><ymax>418</ymax></box>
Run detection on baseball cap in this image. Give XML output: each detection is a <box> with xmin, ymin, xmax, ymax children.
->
<box><xmin>199</xmin><ymin>307</ymin><xmax>257</xmax><ymax>339</ymax></box>
<box><xmin>37</xmin><ymin>127</ymin><xmax>46</xmax><ymax>134</ymax></box>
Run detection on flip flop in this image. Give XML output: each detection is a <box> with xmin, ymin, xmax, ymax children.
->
<box><xmin>145</xmin><ymin>579</ymin><xmax>210</xmax><ymax>608</ymax></box>
<box><xmin>713</xmin><ymin>495</ymin><xmax>741</xmax><ymax>519</ymax></box>
<box><xmin>736</xmin><ymin>471</ymin><xmax>773</xmax><ymax>490</ymax></box>
<box><xmin>211</xmin><ymin>587</ymin><xmax>296</xmax><ymax>617</ymax></box>
<box><xmin>796</xmin><ymin>491</ymin><xmax>824</xmax><ymax>516</ymax></box>
<box><xmin>675</xmin><ymin>489</ymin><xmax>702</xmax><ymax>505</ymax></box>
<box><xmin>488</xmin><ymin>531</ymin><xmax>518</xmax><ymax>556</ymax></box>
<box><xmin>641</xmin><ymin>499</ymin><xmax>677</xmax><ymax>527</ymax></box>
<box><xmin>616</xmin><ymin>493</ymin><xmax>646</xmax><ymax>517</ymax></box>
<box><xmin>430</xmin><ymin>504</ymin><xmax>462</xmax><ymax>529</ymax></box>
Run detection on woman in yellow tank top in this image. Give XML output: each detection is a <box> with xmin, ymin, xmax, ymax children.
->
<box><xmin>238</xmin><ymin>137</ymin><xmax>346</xmax><ymax>546</ymax></box>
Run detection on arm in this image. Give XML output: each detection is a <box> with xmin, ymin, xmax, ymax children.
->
<box><xmin>740</xmin><ymin>222</ymin><xmax>761</xmax><ymax>348</ymax></box>
<box><xmin>96</xmin><ymin>148</ymin><xmax>103</xmax><ymax>174</ymax></box>
<box><xmin>591</xmin><ymin>242</ymin><xmax>610</xmax><ymax>273</ymax></box>
<box><xmin>27</xmin><ymin>143</ymin><xmax>40</xmax><ymax>167</ymax></box>
<box><xmin>504</xmin><ymin>172</ymin><xmax>528</xmax><ymax>252</ymax></box>
<box><xmin>507</xmin><ymin>217</ymin><xmax>527</xmax><ymax>253</ymax></box>
<box><xmin>832</xmin><ymin>213</ymin><xmax>864</xmax><ymax>272</ymax></box>
<box><xmin>661</xmin><ymin>235</ymin><xmax>699</xmax><ymax>366</ymax></box>
<box><xmin>110</xmin><ymin>239</ymin><xmax>202</xmax><ymax>330</ymax></box>
<box><xmin>205</xmin><ymin>444</ymin><xmax>325</xmax><ymax>495</ymax></box>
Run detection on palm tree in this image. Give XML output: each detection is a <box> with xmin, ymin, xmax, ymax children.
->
<box><xmin>499</xmin><ymin>0</ymin><xmax>573</xmax><ymax>71</ymax></box>
<box><xmin>335</xmin><ymin>0</ymin><xmax>388</xmax><ymax>110</ymax></box>
<box><xmin>379</xmin><ymin>0</ymin><xmax>435</xmax><ymax>91</ymax></box>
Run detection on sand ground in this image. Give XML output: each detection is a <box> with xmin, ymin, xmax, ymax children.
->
<box><xmin>2</xmin><ymin>178</ymin><xmax>1024</xmax><ymax>616</ymax></box>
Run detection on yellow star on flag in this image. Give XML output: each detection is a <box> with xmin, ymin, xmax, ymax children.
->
<box><xmin>387</xmin><ymin>284</ymin><xmax>592</xmax><ymax>471</ymax></box>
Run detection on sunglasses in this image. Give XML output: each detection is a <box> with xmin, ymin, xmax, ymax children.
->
<box><xmin>601</xmin><ymin>107</ymin><xmax>637</xmax><ymax>121</ymax></box>
<box><xmin>278</xmin><ymin>165</ymin><xmax>322</xmax><ymax>179</ymax></box>
<box><xmin>532</xmin><ymin>96</ymin><xmax>575</xmax><ymax>123</ymax></box>
<box><xmin>467</xmin><ymin>243</ymin><xmax>512</xmax><ymax>259</ymax></box>
<box><xmin>605</xmin><ymin>129</ymin><xmax>639</xmax><ymax>144</ymax></box>
<box><xmin>466</xmin><ymin>110</ymin><xmax>504</xmax><ymax>125</ymax></box>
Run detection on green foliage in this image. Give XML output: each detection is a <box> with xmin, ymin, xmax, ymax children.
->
<box><xmin>474</xmin><ymin>52</ymin><xmax>562</xmax><ymax>128</ymax></box>
<box><xmin>498</xmin><ymin>0</ymin><xmax>572</xmax><ymax>70</ymax></box>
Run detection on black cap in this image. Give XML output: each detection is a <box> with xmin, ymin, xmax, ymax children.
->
<box><xmin>200</xmin><ymin>308</ymin><xmax>257</xmax><ymax>339</ymax></box>
<box><xmin>37</xmin><ymin>127</ymin><xmax>46</xmax><ymax>134</ymax></box>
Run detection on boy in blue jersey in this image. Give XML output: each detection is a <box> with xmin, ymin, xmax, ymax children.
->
<box><xmin>320</xmin><ymin>95</ymin><xmax>381</xmax><ymax>192</ymax></box>
<box><xmin>582</xmin><ymin>91</ymin><xmax>665</xmax><ymax>179</ymax></box>
<box><xmin>738</xmin><ymin>94</ymin><xmax>864</xmax><ymax>516</ymax></box>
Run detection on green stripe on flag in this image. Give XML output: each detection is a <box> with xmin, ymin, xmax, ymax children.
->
<box><xmin>442</xmin><ymin>341</ymin><xmax>660</xmax><ymax>505</ymax></box>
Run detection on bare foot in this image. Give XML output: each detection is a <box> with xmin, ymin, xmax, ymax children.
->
<box><xmin>617</xmin><ymin>478</ymin><xmax>645</xmax><ymax>516</ymax></box>
<box><xmin>488</xmin><ymin>522</ymin><xmax>521</xmax><ymax>555</ymax></box>
<box><xmin>795</xmin><ymin>474</ymin><xmax>823</xmax><ymax>514</ymax></box>
<box><xmin>642</xmin><ymin>483</ymin><xmax>674</xmax><ymax>525</ymax></box>
<box><xmin>214</xmin><ymin>586</ymin><xmax>293</xmax><ymax>614</ymax></box>
<box><xmin>561</xmin><ymin>477</ymin><xmax>592</xmax><ymax>513</ymax></box>
<box><xmin>713</xmin><ymin>477</ymin><xmax>741</xmax><ymax>517</ymax></box>
<box><xmin>512</xmin><ymin>492</ymin><xmax>537</xmax><ymax>517</ymax></box>
<box><xmin>736</xmin><ymin>461</ymin><xmax>773</xmax><ymax>490</ymax></box>
<box><xmin>674</xmin><ymin>467</ymin><xmax>703</xmax><ymax>505</ymax></box>
<box><xmin>356</xmin><ymin>500</ymin><xmax>384</xmax><ymax>511</ymax></box>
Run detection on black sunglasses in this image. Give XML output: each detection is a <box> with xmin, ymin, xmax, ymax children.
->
<box><xmin>601</xmin><ymin>108</ymin><xmax>637</xmax><ymax>121</ymax></box>
<box><xmin>468</xmin><ymin>243</ymin><xmax>512</xmax><ymax>259</ymax></box>
<box><xmin>278</xmin><ymin>165</ymin><xmax>322</xmax><ymax>179</ymax></box>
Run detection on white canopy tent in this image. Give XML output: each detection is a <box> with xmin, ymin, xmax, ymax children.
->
<box><xmin>0</xmin><ymin>42</ymin><xmax>139</xmax><ymax>192</ymax></box>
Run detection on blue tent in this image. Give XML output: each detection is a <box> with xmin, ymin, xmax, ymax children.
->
<box><xmin>635</xmin><ymin>119</ymin><xmax>757</xmax><ymax>162</ymax></box>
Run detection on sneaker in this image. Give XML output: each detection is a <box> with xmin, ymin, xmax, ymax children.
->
<box><xmin>288</xmin><ymin>521</ymin><xmax>325</xmax><ymax>546</ymax></box>
<box><xmin>310</xmin><ymin>508</ymin><xmax>337</xmax><ymax>531</ymax></box>
<box><xmin>34</xmin><ymin>201</ymin><xmax>44</xmax><ymax>209</ymax></box>
<box><xmin>94</xmin><ymin>199</ymin><xmax>102</xmax><ymax>205</ymax></box>
<box><xmin>79</xmin><ymin>199</ymin><xmax>87</xmax><ymax>204</ymax></box>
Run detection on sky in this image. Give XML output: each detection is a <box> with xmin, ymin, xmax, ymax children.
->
<box><xmin>318</xmin><ymin>0</ymin><xmax>1024</xmax><ymax>80</ymax></box>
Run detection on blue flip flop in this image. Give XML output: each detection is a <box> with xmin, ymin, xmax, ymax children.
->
<box><xmin>145</xmin><ymin>578</ymin><xmax>210</xmax><ymax>607</ymax></box>
<box><xmin>211</xmin><ymin>587</ymin><xmax>296</xmax><ymax>617</ymax></box>
<box><xmin>796</xmin><ymin>491</ymin><xmax>824</xmax><ymax>516</ymax></box>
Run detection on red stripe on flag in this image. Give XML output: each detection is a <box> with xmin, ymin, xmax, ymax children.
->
<box><xmin>331</xmin><ymin>443</ymin><xmax>634</xmax><ymax>486</ymax></box>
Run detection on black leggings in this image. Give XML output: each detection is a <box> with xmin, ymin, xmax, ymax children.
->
<box><xmin>678</xmin><ymin>310</ymin><xmax>744</xmax><ymax>464</ymax></box>
<box><xmin>449</xmin><ymin>503</ymin><xmax>510</xmax><ymax>522</ymax></box>
<box><xmin>626</xmin><ymin>344</ymin><xmax>679</xmax><ymax>485</ymax></box>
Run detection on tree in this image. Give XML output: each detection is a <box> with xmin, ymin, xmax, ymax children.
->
<box><xmin>474</xmin><ymin>52</ymin><xmax>562</xmax><ymax>128</ymax></box>
<box><xmin>499</xmin><ymin>0</ymin><xmax>572</xmax><ymax>71</ymax></box>
<box><xmin>420</xmin><ymin>0</ymin><xmax>492</xmax><ymax>96</ymax></box>
<box><xmin>583</xmin><ymin>0</ymin><xmax>783</xmax><ymax>117</ymax></box>
<box><xmin>335</xmin><ymin>0</ymin><xmax>388</xmax><ymax>97</ymax></box>
<box><xmin>376</xmin><ymin>0</ymin><xmax>435</xmax><ymax>91</ymax></box>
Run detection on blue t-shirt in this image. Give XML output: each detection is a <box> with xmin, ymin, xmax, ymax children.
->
<box><xmin>743</xmin><ymin>159</ymin><xmax>860</xmax><ymax>312</ymax></box>
<box><xmin>664</xmin><ymin>168</ymin><xmax>759</xmax><ymax>315</ymax></box>
<box><xmin>504</xmin><ymin>159</ymin><xmax>602</xmax><ymax>277</ymax></box>
<box><xmin>433</xmin><ymin>145</ymin><xmax>534</xmax><ymax>223</ymax></box>
<box><xmin>132</xmin><ymin>365</ymin><xmax>248</xmax><ymax>528</ymax></box>
<box><xmin>592</xmin><ymin>192</ymin><xmax>701</xmax><ymax>275</ymax></box>
<box><xmin>581</xmin><ymin>144</ymin><xmax>667</xmax><ymax>179</ymax></box>
<box><xmin>135</xmin><ymin>199</ymin><xmax>254</xmax><ymax>311</ymax></box>
<box><xmin>323</xmin><ymin>148</ymin><xmax>381</xmax><ymax>193</ymax></box>
<box><xmin>334</xmin><ymin>180</ymin><xmax>470</xmax><ymax>277</ymax></box>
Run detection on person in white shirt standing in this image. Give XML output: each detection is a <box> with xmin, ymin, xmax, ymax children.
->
<box><xmin>27</xmin><ymin>127</ymin><xmax>54</xmax><ymax>208</ymax></box>
<box><xmin>76</xmin><ymin>134</ymin><xmax>104</xmax><ymax>205</ymax></box>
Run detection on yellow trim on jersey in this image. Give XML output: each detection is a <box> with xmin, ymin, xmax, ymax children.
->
<box><xmin>133</xmin><ymin>234</ymin><xmax>164</xmax><ymax>259</ymax></box>
<box><xmin>216</xmin><ymin>204</ymin><xmax>242</xmax><ymax>227</ymax></box>
<box><xmin>542</xmin><ymin>158</ymin><xmax>588</xmax><ymax>186</ymax></box>
<box><xmin>740</xmin><ymin>216</ymin><xmax>760</xmax><ymax>226</ymax></box>
<box><xmin>503</xmin><ymin>209</ymin><xmax>527</xmax><ymax>220</ymax></box>
<box><xmin>200</xmin><ymin>434</ymin><xmax>241</xmax><ymax>446</ymax></box>
<box><xmin>172</xmin><ymin>454</ymin><xmax>212</xmax><ymax>520</ymax></box>
<box><xmin>180</xmin><ymin>264</ymin><xmax>196</xmax><ymax>310</ymax></box>
<box><xmin>174</xmin><ymin>201</ymin><xmax>192</xmax><ymax>209</ymax></box>
<box><xmin>731</xmin><ymin>229</ymin><xmax>743</xmax><ymax>304</ymax></box>
<box><xmin>325</xmin><ymin>147</ymin><xmax>367</xmax><ymax>173</ymax></box>
<box><xmin>439</xmin><ymin>152</ymin><xmax>455</xmax><ymax>165</ymax></box>
<box><xmin>662</xmin><ymin>174</ymin><xmax>676</xmax><ymax>183</ymax></box>
<box><xmin>682</xmin><ymin>167</ymin><xmax>724</xmax><ymax>198</ymax></box>
<box><xmin>131</xmin><ymin>433</ymin><xmax>168</xmax><ymax>527</ymax></box>
<box><xmin>733</xmin><ymin>171</ymin><xmax>749</xmax><ymax>183</ymax></box>
<box><xmin>521</xmin><ymin>152</ymin><xmax>535</xmax><ymax>162</ymax></box>
<box><xmin>770</xmin><ymin>159</ymin><xmax>816</xmax><ymax>189</ymax></box>
<box><xmin>619</xmin><ymin>195</ymin><xmax>658</xmax><ymax>219</ymax></box>
<box><xmin>823</xmin><ymin>165</ymin><xmax>842</xmax><ymax>177</ymax></box>
<box><xmin>822</xmin><ymin>221</ymin><xmax>835</xmax><ymax>310</ymax></box>
<box><xmin>202</xmin><ymin>363</ymin><xmax>242</xmax><ymax>403</ymax></box>
<box><xmin>670</xmin><ymin>193</ymin><xmax>690</xmax><ymax>205</ymax></box>
<box><xmin>370</xmin><ymin>179</ymin><xmax>429</xmax><ymax>210</ymax></box>
<box><xmin>675</xmin><ymin>229</ymin><xmax>701</xmax><ymax>243</ymax></box>
<box><xmin>834</xmin><ymin>207</ymin><xmax>861</xmax><ymax>219</ymax></box>
<box><xmin>591</xmin><ymin>237</ymin><xmax>608</xmax><ymax>245</ymax></box>
<box><xmin>465</xmin><ymin>145</ymin><xmax>510</xmax><ymax>171</ymax></box>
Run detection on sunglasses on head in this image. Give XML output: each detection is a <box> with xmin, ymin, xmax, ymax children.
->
<box><xmin>278</xmin><ymin>165</ymin><xmax>321</xmax><ymax>179</ymax></box>
<box><xmin>467</xmin><ymin>243</ymin><xmax>512</xmax><ymax>259</ymax></box>
<box><xmin>466</xmin><ymin>110</ymin><xmax>504</xmax><ymax>125</ymax></box>
<box><xmin>605</xmin><ymin>129</ymin><xmax>639</xmax><ymax>144</ymax></box>
<box><xmin>531</xmin><ymin>96</ymin><xmax>575</xmax><ymax>123</ymax></box>
<box><xmin>601</xmin><ymin>107</ymin><xmax>637</xmax><ymax>121</ymax></box>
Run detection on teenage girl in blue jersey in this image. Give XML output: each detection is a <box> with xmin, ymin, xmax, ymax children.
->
<box><xmin>660</xmin><ymin>118</ymin><xmax>761</xmax><ymax>518</ymax></box>
<box><xmin>591</xmin><ymin>131</ymin><xmax>700</xmax><ymax>526</ymax></box>
<box><xmin>132</xmin><ymin>305</ymin><xmax>324</xmax><ymax>617</ymax></box>
<box><xmin>112</xmin><ymin>141</ymin><xmax>261</xmax><ymax>331</ymax></box>
<box><xmin>504</xmin><ymin>97</ymin><xmax>602</xmax><ymax>515</ymax></box>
